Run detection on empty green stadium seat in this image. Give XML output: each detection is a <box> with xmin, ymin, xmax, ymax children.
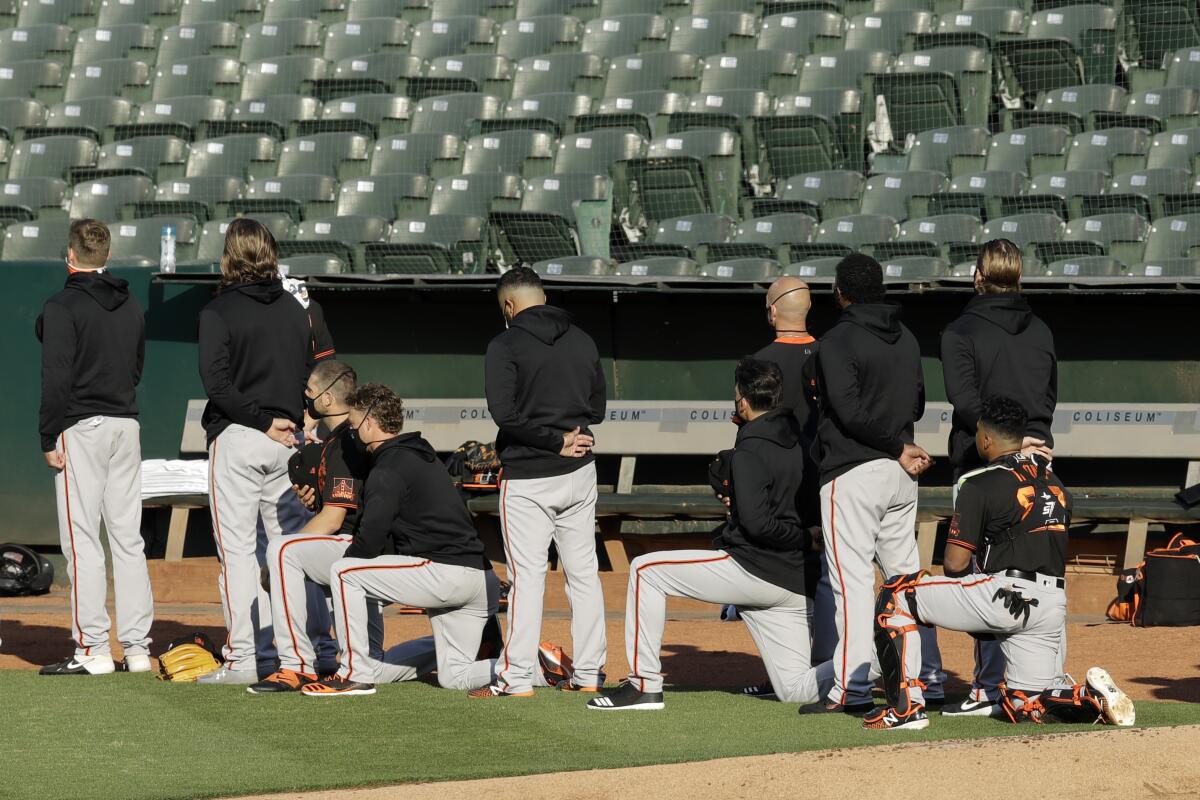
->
<box><xmin>814</xmin><ymin>213</ymin><xmax>896</xmax><ymax>250</ymax></box>
<box><xmin>318</xmin><ymin>93</ymin><xmax>409</xmax><ymax>137</ymax></box>
<box><xmin>65</xmin><ymin>60</ymin><xmax>151</xmax><ymax>102</ymax></box>
<box><xmin>155</xmin><ymin>175</ymin><xmax>243</xmax><ymax>217</ymax></box>
<box><xmin>554</xmin><ymin>128</ymin><xmax>645</xmax><ymax>174</ymax></box>
<box><xmin>699</xmin><ymin>48</ymin><xmax>798</xmax><ymax>93</ymax></box>
<box><xmin>614</xmin><ymin>255</ymin><xmax>697</xmax><ymax>277</ymax></box>
<box><xmin>1127</xmin><ymin>1</ymin><xmax>1200</xmax><ymax>70</ymax></box>
<box><xmin>881</xmin><ymin>256</ymin><xmax>949</xmax><ymax>280</ymax></box>
<box><xmin>17</xmin><ymin>0</ymin><xmax>95</xmax><ymax>27</ymax></box>
<box><xmin>8</xmin><ymin>134</ymin><xmax>96</xmax><ymax>179</ymax></box>
<box><xmin>97</xmin><ymin>0</ymin><xmax>179</xmax><ymax>27</ymax></box>
<box><xmin>1024</xmin><ymin>169</ymin><xmax>1106</xmax><ymax>219</ymax></box>
<box><xmin>881</xmin><ymin>46</ymin><xmax>990</xmax><ymax>138</ymax></box>
<box><xmin>520</xmin><ymin>0</ymin><xmax>598</xmax><ymax>16</ymax></box>
<box><xmin>0</xmin><ymin>25</ymin><xmax>77</xmax><ymax>66</ymax></box>
<box><xmin>498</xmin><ymin>15</ymin><xmax>582</xmax><ymax>61</ymax></box>
<box><xmin>1011</xmin><ymin>84</ymin><xmax>1127</xmax><ymax>134</ymax></box>
<box><xmin>1043</xmin><ymin>255</ymin><xmax>1123</xmax><ymax>277</ymax></box>
<box><xmin>982</xmin><ymin>126</ymin><xmax>1071</xmax><ymax>177</ymax></box>
<box><xmin>73</xmin><ymin>24</ymin><xmax>159</xmax><ymax>67</ymax></box>
<box><xmin>758</xmin><ymin>12</ymin><xmax>845</xmax><ymax>57</ymax></box>
<box><xmin>367</xmin><ymin>214</ymin><xmax>487</xmax><ymax>273</ymax></box>
<box><xmin>532</xmin><ymin>255</ymin><xmax>611</xmax><ymax>276</ymax></box>
<box><xmin>324</xmin><ymin>19</ymin><xmax>410</xmax><ymax>64</ymax></box>
<box><xmin>585</xmin><ymin>89</ymin><xmax>686</xmax><ymax>139</ymax></box>
<box><xmin>371</xmin><ymin>132</ymin><xmax>463</xmax><ymax>177</ymax></box>
<box><xmin>96</xmin><ymin>135</ymin><xmax>189</xmax><ymax>181</ymax></box>
<box><xmin>604</xmin><ymin>51</ymin><xmax>701</xmax><ymax>96</ymax></box>
<box><xmin>158</xmin><ymin>23</ymin><xmax>242</xmax><ymax>64</ymax></box>
<box><xmin>1143</xmin><ymin>214</ymin><xmax>1200</xmax><ymax>260</ymax></box>
<box><xmin>1103</xmin><ymin>168</ymin><xmax>1193</xmax><ymax>220</ymax></box>
<box><xmin>1121</xmin><ymin>87</ymin><xmax>1200</xmax><ymax>132</ymax></box>
<box><xmin>699</xmin><ymin>257</ymin><xmax>780</xmax><ymax>280</ymax></box>
<box><xmin>1058</xmin><ymin>212</ymin><xmax>1149</xmax><ymax>263</ymax></box>
<box><xmin>426</xmin><ymin>55</ymin><xmax>513</xmax><ymax>98</ymax></box>
<box><xmin>0</xmin><ymin>177</ymin><xmax>67</xmax><ymax>219</ymax></box>
<box><xmin>503</xmin><ymin>92</ymin><xmax>592</xmax><ymax>135</ymax></box>
<box><xmin>185</xmin><ymin>133</ymin><xmax>278</xmax><ymax>179</ymax></box>
<box><xmin>1146</xmin><ymin>127</ymin><xmax>1200</xmax><ymax>172</ymax></box>
<box><xmin>240</xmin><ymin>19</ymin><xmax>324</xmax><ymax>63</ymax></box>
<box><xmin>1128</xmin><ymin>258</ymin><xmax>1200</xmax><ymax>277</ymax></box>
<box><xmin>758</xmin><ymin>89</ymin><xmax>860</xmax><ymax>181</ymax></box>
<box><xmin>336</xmin><ymin>173</ymin><xmax>430</xmax><ymax>218</ymax></box>
<box><xmin>844</xmin><ymin>10</ymin><xmax>935</xmax><ymax>53</ymax></box>
<box><xmin>928</xmin><ymin>6</ymin><xmax>1024</xmax><ymax>46</ymax></box>
<box><xmin>241</xmin><ymin>56</ymin><xmax>328</xmax><ymax>101</ymax></box>
<box><xmin>241</xmin><ymin>173</ymin><xmax>338</xmax><ymax>218</ymax></box>
<box><xmin>938</xmin><ymin>169</ymin><xmax>1025</xmax><ymax>221</ymax></box>
<box><xmin>429</xmin><ymin>172</ymin><xmax>522</xmax><ymax>217</ymax></box>
<box><xmin>69</xmin><ymin>174</ymin><xmax>155</xmax><ymax>221</ymax></box>
<box><xmin>153</xmin><ymin>56</ymin><xmax>242</xmax><ymax>101</ymax></box>
<box><xmin>581</xmin><ymin>14</ymin><xmax>668</xmax><ymax>58</ymax></box>
<box><xmin>904</xmin><ymin>125</ymin><xmax>989</xmax><ymax>175</ymax></box>
<box><xmin>797</xmin><ymin>49</ymin><xmax>892</xmax><ymax>92</ymax></box>
<box><xmin>668</xmin><ymin>12</ymin><xmax>756</xmax><ymax>56</ymax></box>
<box><xmin>0</xmin><ymin>97</ymin><xmax>47</xmax><ymax>139</ymax></box>
<box><xmin>43</xmin><ymin>96</ymin><xmax>135</xmax><ymax>140</ymax></box>
<box><xmin>652</xmin><ymin>212</ymin><xmax>734</xmax><ymax>248</ymax></box>
<box><xmin>230</xmin><ymin>95</ymin><xmax>322</xmax><ymax>139</ymax></box>
<box><xmin>511</xmin><ymin>53</ymin><xmax>605</xmax><ymax>97</ymax></box>
<box><xmin>290</xmin><ymin>214</ymin><xmax>389</xmax><ymax>270</ymax></box>
<box><xmin>491</xmin><ymin>172</ymin><xmax>611</xmax><ymax>264</ymax></box>
<box><xmin>779</xmin><ymin>169</ymin><xmax>865</xmax><ymax>220</ymax></box>
<box><xmin>462</xmin><ymin>130</ymin><xmax>554</xmax><ymax>177</ymax></box>
<box><xmin>1064</xmin><ymin>128</ymin><xmax>1150</xmax><ymax>175</ymax></box>
<box><xmin>108</xmin><ymin>215</ymin><xmax>198</xmax><ymax>262</ymax></box>
<box><xmin>891</xmin><ymin>213</ymin><xmax>981</xmax><ymax>259</ymax></box>
<box><xmin>277</xmin><ymin>131</ymin><xmax>370</xmax><ymax>179</ymax></box>
<box><xmin>0</xmin><ymin>60</ymin><xmax>64</xmax><ymax>102</ymax></box>
<box><xmin>2</xmin><ymin>216</ymin><xmax>72</xmax><ymax>258</ymax></box>
<box><xmin>409</xmin><ymin>16</ymin><xmax>496</xmax><ymax>61</ymax></box>
<box><xmin>410</xmin><ymin>92</ymin><xmax>502</xmax><ymax>138</ymax></box>
<box><xmin>179</xmin><ymin>0</ymin><xmax>259</xmax><ymax>26</ymax></box>
<box><xmin>860</xmin><ymin>170</ymin><xmax>946</xmax><ymax>222</ymax></box>
<box><xmin>981</xmin><ymin>212</ymin><xmax>1064</xmax><ymax>252</ymax></box>
<box><xmin>782</xmin><ymin>256</ymin><xmax>841</xmax><ymax>278</ymax></box>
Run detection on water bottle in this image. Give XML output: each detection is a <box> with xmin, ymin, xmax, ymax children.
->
<box><xmin>160</xmin><ymin>225</ymin><xmax>176</xmax><ymax>274</ymax></box>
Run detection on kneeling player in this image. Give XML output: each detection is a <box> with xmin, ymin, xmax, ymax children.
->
<box><xmin>588</xmin><ymin>359</ymin><xmax>831</xmax><ymax>711</ymax></box>
<box><xmin>866</xmin><ymin>396</ymin><xmax>1134</xmax><ymax>731</ymax></box>
<box><xmin>303</xmin><ymin>384</ymin><xmax>563</xmax><ymax>696</ymax></box>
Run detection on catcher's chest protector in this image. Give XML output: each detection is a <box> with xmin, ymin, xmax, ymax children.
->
<box><xmin>980</xmin><ymin>460</ymin><xmax>1070</xmax><ymax>573</ymax></box>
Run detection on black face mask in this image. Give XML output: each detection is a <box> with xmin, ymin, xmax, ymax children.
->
<box><xmin>304</xmin><ymin>371</ymin><xmax>353</xmax><ymax>421</ymax></box>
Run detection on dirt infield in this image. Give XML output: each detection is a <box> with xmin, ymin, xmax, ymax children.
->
<box><xmin>231</xmin><ymin>725</ymin><xmax>1200</xmax><ymax>800</ymax></box>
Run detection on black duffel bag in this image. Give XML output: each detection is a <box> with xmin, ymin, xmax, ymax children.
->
<box><xmin>1137</xmin><ymin>534</ymin><xmax>1200</xmax><ymax>627</ymax></box>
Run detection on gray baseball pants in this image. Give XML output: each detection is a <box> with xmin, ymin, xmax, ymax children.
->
<box><xmin>625</xmin><ymin>549</ymin><xmax>835</xmax><ymax>702</ymax></box>
<box><xmin>884</xmin><ymin>572</ymin><xmax>1068</xmax><ymax>708</ymax></box>
<box><xmin>265</xmin><ymin>533</ymin><xmax>384</xmax><ymax>675</ymax></box>
<box><xmin>495</xmin><ymin>463</ymin><xmax>606</xmax><ymax>693</ymax></box>
<box><xmin>951</xmin><ymin>478</ymin><xmax>1006</xmax><ymax>702</ymax></box>
<box><xmin>208</xmin><ymin>424</ymin><xmax>293</xmax><ymax>671</ymax></box>
<box><xmin>54</xmin><ymin>416</ymin><xmax>154</xmax><ymax>658</ymax></box>
<box><xmin>821</xmin><ymin>458</ymin><xmax>945</xmax><ymax>706</ymax></box>
<box><xmin>330</xmin><ymin>555</ymin><xmax>493</xmax><ymax>688</ymax></box>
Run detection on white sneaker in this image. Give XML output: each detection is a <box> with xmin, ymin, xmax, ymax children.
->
<box><xmin>39</xmin><ymin>654</ymin><xmax>116</xmax><ymax>675</ymax></box>
<box><xmin>940</xmin><ymin>697</ymin><xmax>1004</xmax><ymax>718</ymax></box>
<box><xmin>196</xmin><ymin>666</ymin><xmax>258</xmax><ymax>685</ymax></box>
<box><xmin>1086</xmin><ymin>667</ymin><xmax>1136</xmax><ymax>727</ymax></box>
<box><xmin>124</xmin><ymin>654</ymin><xmax>153</xmax><ymax>673</ymax></box>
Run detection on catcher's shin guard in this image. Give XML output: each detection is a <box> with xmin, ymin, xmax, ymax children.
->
<box><xmin>874</xmin><ymin>572</ymin><xmax>927</xmax><ymax>713</ymax></box>
<box><xmin>1038</xmin><ymin>685</ymin><xmax>1106</xmax><ymax>724</ymax></box>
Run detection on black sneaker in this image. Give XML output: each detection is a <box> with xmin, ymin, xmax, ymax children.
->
<box><xmin>587</xmin><ymin>682</ymin><xmax>664</xmax><ymax>711</ymax></box>
<box><xmin>798</xmin><ymin>700</ymin><xmax>875</xmax><ymax>717</ymax></box>
<box><xmin>740</xmin><ymin>682</ymin><xmax>776</xmax><ymax>699</ymax></box>
<box><xmin>39</xmin><ymin>655</ymin><xmax>115</xmax><ymax>675</ymax></box>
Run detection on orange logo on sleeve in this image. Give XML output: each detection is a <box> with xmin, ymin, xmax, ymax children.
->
<box><xmin>331</xmin><ymin>478</ymin><xmax>356</xmax><ymax>501</ymax></box>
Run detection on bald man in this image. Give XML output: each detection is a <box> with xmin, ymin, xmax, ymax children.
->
<box><xmin>740</xmin><ymin>278</ymin><xmax>835</xmax><ymax>695</ymax></box>
<box><xmin>471</xmin><ymin>266</ymin><xmax>608</xmax><ymax>698</ymax></box>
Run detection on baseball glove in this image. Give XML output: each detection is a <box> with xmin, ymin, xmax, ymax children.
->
<box><xmin>158</xmin><ymin>632</ymin><xmax>221</xmax><ymax>682</ymax></box>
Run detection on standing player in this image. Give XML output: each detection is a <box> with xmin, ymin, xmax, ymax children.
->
<box><xmin>249</xmin><ymin>360</ymin><xmax>379</xmax><ymax>693</ymax></box>
<box><xmin>940</xmin><ymin>239</ymin><xmax>1058</xmax><ymax>718</ymax></box>
<box><xmin>587</xmin><ymin>359</ymin><xmax>833</xmax><ymax>711</ymax></box>
<box><xmin>866</xmin><ymin>397</ymin><xmax>1134</xmax><ymax>730</ymax></box>
<box><xmin>37</xmin><ymin>219</ymin><xmax>154</xmax><ymax>675</ymax></box>
<box><xmin>303</xmin><ymin>385</ymin><xmax>556</xmax><ymax>696</ymax></box>
<box><xmin>753</xmin><ymin>277</ymin><xmax>836</xmax><ymax>671</ymax></box>
<box><xmin>804</xmin><ymin>254</ymin><xmax>943</xmax><ymax>715</ymax></box>
<box><xmin>471</xmin><ymin>267</ymin><xmax>608</xmax><ymax>698</ymax></box>
<box><xmin>198</xmin><ymin>218</ymin><xmax>311</xmax><ymax>684</ymax></box>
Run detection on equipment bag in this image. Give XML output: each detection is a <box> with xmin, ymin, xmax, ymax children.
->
<box><xmin>1137</xmin><ymin>534</ymin><xmax>1200</xmax><ymax>627</ymax></box>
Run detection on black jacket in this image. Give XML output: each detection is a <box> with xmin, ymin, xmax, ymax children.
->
<box><xmin>941</xmin><ymin>294</ymin><xmax>1057</xmax><ymax>473</ymax></box>
<box><xmin>342</xmin><ymin>433</ymin><xmax>485</xmax><ymax>568</ymax></box>
<box><xmin>198</xmin><ymin>278</ymin><xmax>311</xmax><ymax>444</ymax></box>
<box><xmin>37</xmin><ymin>271</ymin><xmax>145</xmax><ymax>452</ymax></box>
<box><xmin>753</xmin><ymin>335</ymin><xmax>819</xmax><ymax>440</ymax></box>
<box><xmin>814</xmin><ymin>303</ymin><xmax>924</xmax><ymax>484</ymax></box>
<box><xmin>484</xmin><ymin>305</ymin><xmax>606</xmax><ymax>480</ymax></box>
<box><xmin>714</xmin><ymin>408</ymin><xmax>811</xmax><ymax>596</ymax></box>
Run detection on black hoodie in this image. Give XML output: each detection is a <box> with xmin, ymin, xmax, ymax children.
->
<box><xmin>714</xmin><ymin>408</ymin><xmax>811</xmax><ymax>596</ymax></box>
<box><xmin>814</xmin><ymin>303</ymin><xmax>925</xmax><ymax>484</ymax></box>
<box><xmin>37</xmin><ymin>271</ymin><xmax>145</xmax><ymax>452</ymax></box>
<box><xmin>198</xmin><ymin>278</ymin><xmax>311</xmax><ymax>444</ymax></box>
<box><xmin>342</xmin><ymin>432</ymin><xmax>485</xmax><ymax>568</ymax></box>
<box><xmin>484</xmin><ymin>304</ymin><xmax>606</xmax><ymax>480</ymax></box>
<box><xmin>941</xmin><ymin>294</ymin><xmax>1057</xmax><ymax>473</ymax></box>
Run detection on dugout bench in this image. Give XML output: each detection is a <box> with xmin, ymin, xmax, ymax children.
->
<box><xmin>158</xmin><ymin>400</ymin><xmax>1200</xmax><ymax>570</ymax></box>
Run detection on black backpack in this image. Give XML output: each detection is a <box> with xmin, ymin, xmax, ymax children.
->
<box><xmin>1107</xmin><ymin>534</ymin><xmax>1200</xmax><ymax>627</ymax></box>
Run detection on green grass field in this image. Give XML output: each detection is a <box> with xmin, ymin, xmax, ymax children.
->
<box><xmin>6</xmin><ymin>671</ymin><xmax>1198</xmax><ymax>800</ymax></box>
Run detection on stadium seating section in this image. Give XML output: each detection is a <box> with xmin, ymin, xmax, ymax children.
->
<box><xmin>0</xmin><ymin>0</ymin><xmax>1198</xmax><ymax>281</ymax></box>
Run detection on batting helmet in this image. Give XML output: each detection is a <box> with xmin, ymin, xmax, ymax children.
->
<box><xmin>0</xmin><ymin>543</ymin><xmax>54</xmax><ymax>596</ymax></box>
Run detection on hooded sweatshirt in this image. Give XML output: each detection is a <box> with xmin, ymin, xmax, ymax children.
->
<box><xmin>198</xmin><ymin>278</ymin><xmax>311</xmax><ymax>444</ymax></box>
<box><xmin>941</xmin><ymin>294</ymin><xmax>1057</xmax><ymax>473</ymax></box>
<box><xmin>484</xmin><ymin>304</ymin><xmax>607</xmax><ymax>480</ymax></box>
<box><xmin>714</xmin><ymin>407</ymin><xmax>812</xmax><ymax>596</ymax></box>
<box><xmin>814</xmin><ymin>302</ymin><xmax>925</xmax><ymax>484</ymax></box>
<box><xmin>342</xmin><ymin>432</ymin><xmax>485</xmax><ymax>568</ymax></box>
<box><xmin>37</xmin><ymin>271</ymin><xmax>145</xmax><ymax>451</ymax></box>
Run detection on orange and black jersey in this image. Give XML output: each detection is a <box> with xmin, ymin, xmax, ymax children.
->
<box><xmin>948</xmin><ymin>452</ymin><xmax>1071</xmax><ymax>578</ymax></box>
<box><xmin>318</xmin><ymin>420</ymin><xmax>371</xmax><ymax>535</ymax></box>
